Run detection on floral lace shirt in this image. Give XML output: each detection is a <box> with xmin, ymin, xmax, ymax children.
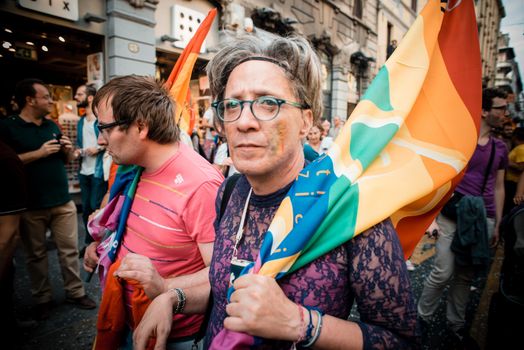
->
<box><xmin>206</xmin><ymin>175</ymin><xmax>420</xmax><ymax>349</ymax></box>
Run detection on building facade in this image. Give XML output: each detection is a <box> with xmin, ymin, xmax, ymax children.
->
<box><xmin>0</xmin><ymin>0</ymin><xmax>222</xmax><ymax>115</ymax></box>
<box><xmin>496</xmin><ymin>33</ymin><xmax>523</xmax><ymax>125</ymax></box>
<box><xmin>6</xmin><ymin>0</ymin><xmax>504</xmax><ymax>123</ymax></box>
<box><xmin>376</xmin><ymin>0</ymin><xmax>421</xmax><ymax>68</ymax></box>
<box><xmin>475</xmin><ymin>0</ymin><xmax>505</xmax><ymax>88</ymax></box>
<box><xmin>221</xmin><ymin>0</ymin><xmax>379</xmax><ymax>121</ymax></box>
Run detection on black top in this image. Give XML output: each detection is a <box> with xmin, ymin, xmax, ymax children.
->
<box><xmin>0</xmin><ymin>115</ymin><xmax>70</xmax><ymax>209</ymax></box>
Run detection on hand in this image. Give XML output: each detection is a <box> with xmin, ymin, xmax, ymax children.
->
<box><xmin>59</xmin><ymin>135</ymin><xmax>73</xmax><ymax>151</ymax></box>
<box><xmin>115</xmin><ymin>253</ymin><xmax>167</xmax><ymax>299</ymax></box>
<box><xmin>133</xmin><ymin>291</ymin><xmax>175</xmax><ymax>350</ymax></box>
<box><xmin>88</xmin><ymin>209</ymin><xmax>100</xmax><ymax>223</ymax></box>
<box><xmin>73</xmin><ymin>149</ymin><xmax>82</xmax><ymax>159</ymax></box>
<box><xmin>84</xmin><ymin>147</ymin><xmax>98</xmax><ymax>156</ymax></box>
<box><xmin>490</xmin><ymin>225</ymin><xmax>500</xmax><ymax>248</ymax></box>
<box><xmin>514</xmin><ymin>194</ymin><xmax>524</xmax><ymax>206</ymax></box>
<box><xmin>83</xmin><ymin>241</ymin><xmax>100</xmax><ymax>273</ymax></box>
<box><xmin>225</xmin><ymin>274</ymin><xmax>302</xmax><ymax>341</ymax></box>
<box><xmin>39</xmin><ymin>139</ymin><xmax>61</xmax><ymax>157</ymax></box>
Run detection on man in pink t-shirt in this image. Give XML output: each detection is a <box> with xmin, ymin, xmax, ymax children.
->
<box><xmin>83</xmin><ymin>75</ymin><xmax>223</xmax><ymax>348</ymax></box>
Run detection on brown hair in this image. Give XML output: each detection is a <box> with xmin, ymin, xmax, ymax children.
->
<box><xmin>206</xmin><ymin>32</ymin><xmax>323</xmax><ymax>131</ymax></box>
<box><xmin>92</xmin><ymin>75</ymin><xmax>179</xmax><ymax>144</ymax></box>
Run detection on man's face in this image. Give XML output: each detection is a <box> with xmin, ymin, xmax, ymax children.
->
<box><xmin>321</xmin><ymin>120</ymin><xmax>330</xmax><ymax>136</ymax></box>
<box><xmin>74</xmin><ymin>86</ymin><xmax>88</xmax><ymax>108</ymax></box>
<box><xmin>96</xmin><ymin>98</ymin><xmax>140</xmax><ymax>165</ymax></box>
<box><xmin>31</xmin><ymin>84</ymin><xmax>53</xmax><ymax>118</ymax></box>
<box><xmin>223</xmin><ymin>60</ymin><xmax>311</xmax><ymax>179</ymax></box>
<box><xmin>484</xmin><ymin>97</ymin><xmax>508</xmax><ymax>129</ymax></box>
<box><xmin>333</xmin><ymin>116</ymin><xmax>342</xmax><ymax>127</ymax></box>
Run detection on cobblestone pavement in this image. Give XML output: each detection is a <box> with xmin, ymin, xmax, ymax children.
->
<box><xmin>8</xmin><ymin>213</ymin><xmax>498</xmax><ymax>350</ymax></box>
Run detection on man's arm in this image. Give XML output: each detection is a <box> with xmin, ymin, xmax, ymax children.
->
<box><xmin>133</xmin><ymin>281</ymin><xmax>211</xmax><ymax>350</ymax></box>
<box><xmin>514</xmin><ymin>172</ymin><xmax>524</xmax><ymax>205</ymax></box>
<box><xmin>115</xmin><ymin>242</ymin><xmax>214</xmax><ymax>299</ymax></box>
<box><xmin>19</xmin><ymin>139</ymin><xmax>61</xmax><ymax>164</ymax></box>
<box><xmin>493</xmin><ymin>169</ymin><xmax>505</xmax><ymax>246</ymax></box>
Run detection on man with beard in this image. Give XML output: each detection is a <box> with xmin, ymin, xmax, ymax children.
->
<box><xmin>74</xmin><ymin>84</ymin><xmax>107</xmax><ymax>245</ymax></box>
<box><xmin>0</xmin><ymin>79</ymin><xmax>96</xmax><ymax>319</ymax></box>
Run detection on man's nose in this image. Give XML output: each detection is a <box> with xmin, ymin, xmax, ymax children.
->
<box><xmin>97</xmin><ymin>132</ymin><xmax>107</xmax><ymax>145</ymax></box>
<box><xmin>235</xmin><ymin>102</ymin><xmax>259</xmax><ymax>130</ymax></box>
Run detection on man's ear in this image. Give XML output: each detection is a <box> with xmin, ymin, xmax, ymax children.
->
<box><xmin>299</xmin><ymin>109</ymin><xmax>313</xmax><ymax>138</ymax></box>
<box><xmin>26</xmin><ymin>96</ymin><xmax>34</xmax><ymax>106</ymax></box>
<box><xmin>481</xmin><ymin>109</ymin><xmax>488</xmax><ymax>119</ymax></box>
<box><xmin>137</xmin><ymin>121</ymin><xmax>149</xmax><ymax>140</ymax></box>
<box><xmin>87</xmin><ymin>95</ymin><xmax>94</xmax><ymax>105</ymax></box>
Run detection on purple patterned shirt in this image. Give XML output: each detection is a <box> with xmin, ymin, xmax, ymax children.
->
<box><xmin>206</xmin><ymin>175</ymin><xmax>420</xmax><ymax>349</ymax></box>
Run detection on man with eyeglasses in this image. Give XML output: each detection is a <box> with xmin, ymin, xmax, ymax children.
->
<box><xmin>134</xmin><ymin>34</ymin><xmax>419</xmax><ymax>349</ymax></box>
<box><xmin>83</xmin><ymin>75</ymin><xmax>223</xmax><ymax>349</ymax></box>
<box><xmin>418</xmin><ymin>88</ymin><xmax>509</xmax><ymax>345</ymax></box>
<box><xmin>0</xmin><ymin>79</ymin><xmax>96</xmax><ymax>321</ymax></box>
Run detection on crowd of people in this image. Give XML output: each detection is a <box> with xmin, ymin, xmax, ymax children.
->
<box><xmin>0</xmin><ymin>29</ymin><xmax>523</xmax><ymax>350</ymax></box>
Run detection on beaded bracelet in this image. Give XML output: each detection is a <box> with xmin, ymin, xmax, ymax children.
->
<box><xmin>168</xmin><ymin>288</ymin><xmax>186</xmax><ymax>314</ymax></box>
<box><xmin>304</xmin><ymin>308</ymin><xmax>314</xmax><ymax>343</ymax></box>
<box><xmin>301</xmin><ymin>310</ymin><xmax>323</xmax><ymax>348</ymax></box>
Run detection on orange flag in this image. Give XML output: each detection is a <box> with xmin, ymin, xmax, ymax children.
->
<box><xmin>164</xmin><ymin>8</ymin><xmax>217</xmax><ymax>135</ymax></box>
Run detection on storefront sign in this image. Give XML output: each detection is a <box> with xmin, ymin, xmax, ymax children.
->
<box><xmin>18</xmin><ymin>0</ymin><xmax>79</xmax><ymax>21</ymax></box>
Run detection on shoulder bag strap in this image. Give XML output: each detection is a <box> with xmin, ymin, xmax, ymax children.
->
<box><xmin>481</xmin><ymin>138</ymin><xmax>497</xmax><ymax>195</ymax></box>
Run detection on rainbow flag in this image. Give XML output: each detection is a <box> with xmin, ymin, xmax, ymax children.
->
<box><xmin>210</xmin><ymin>0</ymin><xmax>480</xmax><ymax>348</ymax></box>
<box><xmin>165</xmin><ymin>8</ymin><xmax>217</xmax><ymax>134</ymax></box>
<box><xmin>88</xmin><ymin>165</ymin><xmax>142</xmax><ymax>290</ymax></box>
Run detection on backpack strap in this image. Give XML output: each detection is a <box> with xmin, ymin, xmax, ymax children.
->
<box><xmin>193</xmin><ymin>173</ymin><xmax>241</xmax><ymax>347</ymax></box>
<box><xmin>219</xmin><ymin>173</ymin><xmax>241</xmax><ymax>221</ymax></box>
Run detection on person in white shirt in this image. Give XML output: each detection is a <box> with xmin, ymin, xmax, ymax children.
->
<box><xmin>74</xmin><ymin>84</ymin><xmax>107</xmax><ymax>245</ymax></box>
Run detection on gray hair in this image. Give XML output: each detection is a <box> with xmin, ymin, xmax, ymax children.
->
<box><xmin>206</xmin><ymin>32</ymin><xmax>323</xmax><ymax>129</ymax></box>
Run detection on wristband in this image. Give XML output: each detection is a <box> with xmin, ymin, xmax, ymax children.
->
<box><xmin>301</xmin><ymin>310</ymin><xmax>323</xmax><ymax>348</ymax></box>
<box><xmin>304</xmin><ymin>308</ymin><xmax>314</xmax><ymax>343</ymax></box>
<box><xmin>168</xmin><ymin>288</ymin><xmax>186</xmax><ymax>314</ymax></box>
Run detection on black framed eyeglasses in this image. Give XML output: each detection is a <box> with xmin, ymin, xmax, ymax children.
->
<box><xmin>211</xmin><ymin>96</ymin><xmax>310</xmax><ymax>122</ymax></box>
<box><xmin>97</xmin><ymin>120</ymin><xmax>130</xmax><ymax>133</ymax></box>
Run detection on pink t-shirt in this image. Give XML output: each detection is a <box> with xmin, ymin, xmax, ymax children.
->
<box><xmin>117</xmin><ymin>142</ymin><xmax>223</xmax><ymax>338</ymax></box>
